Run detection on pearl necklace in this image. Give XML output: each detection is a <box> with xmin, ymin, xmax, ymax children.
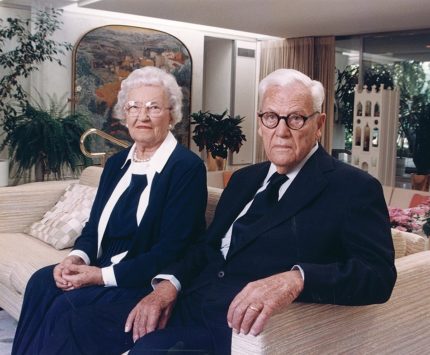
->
<box><xmin>133</xmin><ymin>150</ymin><xmax>151</xmax><ymax>163</ymax></box>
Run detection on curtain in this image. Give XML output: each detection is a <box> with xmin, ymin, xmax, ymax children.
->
<box><xmin>256</xmin><ymin>36</ymin><xmax>335</xmax><ymax>162</ymax></box>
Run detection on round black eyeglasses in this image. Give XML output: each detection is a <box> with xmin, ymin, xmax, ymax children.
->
<box><xmin>258</xmin><ymin>111</ymin><xmax>320</xmax><ymax>130</ymax></box>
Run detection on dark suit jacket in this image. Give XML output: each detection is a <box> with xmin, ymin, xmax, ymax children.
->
<box><xmin>166</xmin><ymin>146</ymin><xmax>396</xmax><ymax>334</ymax></box>
<box><xmin>73</xmin><ymin>144</ymin><xmax>207</xmax><ymax>288</ymax></box>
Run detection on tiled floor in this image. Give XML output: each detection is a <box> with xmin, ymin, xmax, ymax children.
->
<box><xmin>0</xmin><ymin>310</ymin><xmax>17</xmax><ymax>355</ymax></box>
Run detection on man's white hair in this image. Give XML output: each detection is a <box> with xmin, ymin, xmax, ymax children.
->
<box><xmin>258</xmin><ymin>69</ymin><xmax>325</xmax><ymax>112</ymax></box>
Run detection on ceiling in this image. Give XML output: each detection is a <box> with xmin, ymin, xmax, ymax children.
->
<box><xmin>2</xmin><ymin>0</ymin><xmax>430</xmax><ymax>39</ymax></box>
<box><xmin>74</xmin><ymin>0</ymin><xmax>430</xmax><ymax>39</ymax></box>
<box><xmin>2</xmin><ymin>0</ymin><xmax>429</xmax><ymax>62</ymax></box>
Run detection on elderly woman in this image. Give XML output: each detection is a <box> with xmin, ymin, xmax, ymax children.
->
<box><xmin>12</xmin><ymin>67</ymin><xmax>207</xmax><ymax>355</ymax></box>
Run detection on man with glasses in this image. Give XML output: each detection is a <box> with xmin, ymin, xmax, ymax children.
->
<box><xmin>44</xmin><ymin>69</ymin><xmax>396</xmax><ymax>355</ymax></box>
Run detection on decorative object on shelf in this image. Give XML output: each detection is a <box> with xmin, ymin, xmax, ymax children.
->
<box><xmin>191</xmin><ymin>110</ymin><xmax>246</xmax><ymax>171</ymax></box>
<box><xmin>351</xmin><ymin>84</ymin><xmax>399</xmax><ymax>186</ymax></box>
<box><xmin>335</xmin><ymin>64</ymin><xmax>393</xmax><ymax>151</ymax></box>
<box><xmin>73</xmin><ymin>25</ymin><xmax>192</xmax><ymax>149</ymax></box>
<box><xmin>6</xmin><ymin>94</ymin><xmax>90</xmax><ymax>183</ymax></box>
<box><xmin>389</xmin><ymin>198</ymin><xmax>430</xmax><ymax>237</ymax></box>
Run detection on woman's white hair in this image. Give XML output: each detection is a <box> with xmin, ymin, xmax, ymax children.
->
<box><xmin>114</xmin><ymin>66</ymin><xmax>183</xmax><ymax>124</ymax></box>
<box><xmin>258</xmin><ymin>69</ymin><xmax>325</xmax><ymax>112</ymax></box>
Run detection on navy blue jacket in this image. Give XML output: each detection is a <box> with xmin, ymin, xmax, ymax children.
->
<box><xmin>73</xmin><ymin>144</ymin><xmax>207</xmax><ymax>288</ymax></box>
<box><xmin>164</xmin><ymin>146</ymin><xmax>396</xmax><ymax>339</ymax></box>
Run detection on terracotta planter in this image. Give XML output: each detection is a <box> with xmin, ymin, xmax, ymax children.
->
<box><xmin>411</xmin><ymin>173</ymin><xmax>430</xmax><ymax>191</ymax></box>
<box><xmin>206</xmin><ymin>152</ymin><xmax>226</xmax><ymax>171</ymax></box>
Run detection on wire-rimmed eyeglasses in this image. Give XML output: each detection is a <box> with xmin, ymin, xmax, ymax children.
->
<box><xmin>258</xmin><ymin>111</ymin><xmax>320</xmax><ymax>130</ymax></box>
<box><xmin>124</xmin><ymin>101</ymin><xmax>170</xmax><ymax>119</ymax></box>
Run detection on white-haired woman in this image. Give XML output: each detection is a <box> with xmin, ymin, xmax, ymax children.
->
<box><xmin>12</xmin><ymin>67</ymin><xmax>207</xmax><ymax>355</ymax></box>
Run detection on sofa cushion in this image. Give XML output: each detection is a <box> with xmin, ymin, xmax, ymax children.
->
<box><xmin>390</xmin><ymin>187</ymin><xmax>430</xmax><ymax>209</ymax></box>
<box><xmin>409</xmin><ymin>193</ymin><xmax>430</xmax><ymax>208</ymax></box>
<box><xmin>0</xmin><ymin>233</ymin><xmax>69</xmax><ymax>296</ymax></box>
<box><xmin>25</xmin><ymin>183</ymin><xmax>97</xmax><ymax>250</ymax></box>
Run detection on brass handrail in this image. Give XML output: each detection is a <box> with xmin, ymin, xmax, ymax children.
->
<box><xmin>80</xmin><ymin>128</ymin><xmax>130</xmax><ymax>166</ymax></box>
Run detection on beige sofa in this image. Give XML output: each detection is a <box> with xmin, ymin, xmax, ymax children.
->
<box><xmin>0</xmin><ymin>166</ymin><xmax>222</xmax><ymax>320</ymax></box>
<box><xmin>0</xmin><ymin>166</ymin><xmax>429</xmax><ymax>353</ymax></box>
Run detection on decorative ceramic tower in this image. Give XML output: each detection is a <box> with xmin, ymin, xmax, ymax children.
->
<box><xmin>351</xmin><ymin>84</ymin><xmax>399</xmax><ymax>186</ymax></box>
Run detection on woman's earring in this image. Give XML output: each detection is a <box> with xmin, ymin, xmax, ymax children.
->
<box><xmin>169</xmin><ymin>124</ymin><xmax>173</xmax><ymax>130</ymax></box>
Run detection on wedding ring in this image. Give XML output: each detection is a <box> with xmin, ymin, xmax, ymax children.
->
<box><xmin>248</xmin><ymin>305</ymin><xmax>261</xmax><ymax>312</ymax></box>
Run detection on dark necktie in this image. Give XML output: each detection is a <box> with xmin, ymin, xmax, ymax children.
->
<box><xmin>227</xmin><ymin>172</ymin><xmax>288</xmax><ymax>257</ymax></box>
<box><xmin>98</xmin><ymin>173</ymin><xmax>148</xmax><ymax>267</ymax></box>
<box><xmin>105</xmin><ymin>173</ymin><xmax>148</xmax><ymax>237</ymax></box>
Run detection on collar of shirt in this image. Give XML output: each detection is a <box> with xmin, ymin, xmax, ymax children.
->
<box><xmin>121</xmin><ymin>131</ymin><xmax>178</xmax><ymax>174</ymax></box>
<box><xmin>264</xmin><ymin>142</ymin><xmax>319</xmax><ymax>198</ymax></box>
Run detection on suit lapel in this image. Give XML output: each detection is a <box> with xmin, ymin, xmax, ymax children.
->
<box><xmin>207</xmin><ymin>162</ymin><xmax>270</xmax><ymax>245</ymax></box>
<box><xmin>227</xmin><ymin>147</ymin><xmax>334</xmax><ymax>259</ymax></box>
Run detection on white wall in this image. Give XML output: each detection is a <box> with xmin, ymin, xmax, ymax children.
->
<box><xmin>231</xmin><ymin>40</ymin><xmax>257</xmax><ymax>165</ymax></box>
<box><xmin>203</xmin><ymin>37</ymin><xmax>233</xmax><ymax>113</ymax></box>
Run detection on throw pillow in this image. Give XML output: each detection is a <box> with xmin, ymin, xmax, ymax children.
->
<box><xmin>25</xmin><ymin>183</ymin><xmax>97</xmax><ymax>250</ymax></box>
<box><xmin>409</xmin><ymin>193</ymin><xmax>430</xmax><ymax>208</ymax></box>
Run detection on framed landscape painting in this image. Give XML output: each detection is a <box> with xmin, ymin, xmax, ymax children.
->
<box><xmin>72</xmin><ymin>25</ymin><xmax>192</xmax><ymax>154</ymax></box>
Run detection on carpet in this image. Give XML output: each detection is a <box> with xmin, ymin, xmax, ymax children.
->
<box><xmin>0</xmin><ymin>310</ymin><xmax>17</xmax><ymax>355</ymax></box>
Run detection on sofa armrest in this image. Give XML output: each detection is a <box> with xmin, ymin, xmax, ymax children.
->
<box><xmin>232</xmin><ymin>251</ymin><xmax>430</xmax><ymax>354</ymax></box>
<box><xmin>0</xmin><ymin>180</ymin><xmax>75</xmax><ymax>233</ymax></box>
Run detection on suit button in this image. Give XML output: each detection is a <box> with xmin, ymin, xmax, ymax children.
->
<box><xmin>218</xmin><ymin>271</ymin><xmax>225</xmax><ymax>278</ymax></box>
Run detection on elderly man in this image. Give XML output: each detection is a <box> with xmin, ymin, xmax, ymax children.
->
<box><xmin>42</xmin><ymin>69</ymin><xmax>396</xmax><ymax>355</ymax></box>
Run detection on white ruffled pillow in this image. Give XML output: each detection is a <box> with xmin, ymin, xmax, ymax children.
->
<box><xmin>25</xmin><ymin>183</ymin><xmax>97</xmax><ymax>250</ymax></box>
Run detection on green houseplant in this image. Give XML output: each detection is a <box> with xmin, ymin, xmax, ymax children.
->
<box><xmin>191</xmin><ymin>110</ymin><xmax>246</xmax><ymax>170</ymax></box>
<box><xmin>0</xmin><ymin>8</ymin><xmax>72</xmax><ymax>184</ymax></box>
<box><xmin>7</xmin><ymin>95</ymin><xmax>90</xmax><ymax>183</ymax></box>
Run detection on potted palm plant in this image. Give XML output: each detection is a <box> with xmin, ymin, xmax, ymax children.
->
<box><xmin>6</xmin><ymin>95</ymin><xmax>90</xmax><ymax>183</ymax></box>
<box><xmin>191</xmin><ymin>110</ymin><xmax>246</xmax><ymax>170</ymax></box>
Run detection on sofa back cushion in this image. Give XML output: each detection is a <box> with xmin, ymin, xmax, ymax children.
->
<box><xmin>79</xmin><ymin>166</ymin><xmax>103</xmax><ymax>187</ymax></box>
<box><xmin>390</xmin><ymin>187</ymin><xmax>430</xmax><ymax>209</ymax></box>
<box><xmin>409</xmin><ymin>193</ymin><xmax>430</xmax><ymax>208</ymax></box>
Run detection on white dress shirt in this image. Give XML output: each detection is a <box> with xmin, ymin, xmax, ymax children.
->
<box><xmin>154</xmin><ymin>143</ymin><xmax>319</xmax><ymax>291</ymax></box>
<box><xmin>70</xmin><ymin>132</ymin><xmax>177</xmax><ymax>286</ymax></box>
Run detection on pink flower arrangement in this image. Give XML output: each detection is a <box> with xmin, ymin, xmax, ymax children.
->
<box><xmin>389</xmin><ymin>199</ymin><xmax>430</xmax><ymax>237</ymax></box>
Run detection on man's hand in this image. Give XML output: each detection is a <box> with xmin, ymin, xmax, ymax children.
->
<box><xmin>227</xmin><ymin>270</ymin><xmax>304</xmax><ymax>336</ymax></box>
<box><xmin>61</xmin><ymin>264</ymin><xmax>104</xmax><ymax>289</ymax></box>
<box><xmin>125</xmin><ymin>280</ymin><xmax>178</xmax><ymax>343</ymax></box>
<box><xmin>53</xmin><ymin>255</ymin><xmax>86</xmax><ymax>291</ymax></box>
